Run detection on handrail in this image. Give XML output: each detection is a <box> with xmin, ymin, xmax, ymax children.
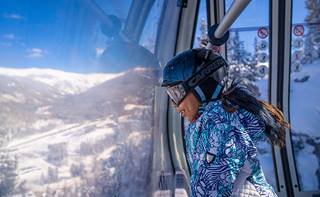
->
<box><xmin>214</xmin><ymin>0</ymin><xmax>251</xmax><ymax>39</ymax></box>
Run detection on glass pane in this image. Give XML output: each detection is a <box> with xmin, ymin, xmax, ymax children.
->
<box><xmin>0</xmin><ymin>0</ymin><xmax>161</xmax><ymax>196</ymax></box>
<box><xmin>193</xmin><ymin>0</ymin><xmax>207</xmax><ymax>48</ymax></box>
<box><xmin>139</xmin><ymin>0</ymin><xmax>164</xmax><ymax>53</ymax></box>
<box><xmin>290</xmin><ymin>0</ymin><xmax>320</xmax><ymax>191</ymax></box>
<box><xmin>225</xmin><ymin>0</ymin><xmax>276</xmax><ymax>189</ymax></box>
<box><xmin>185</xmin><ymin>0</ymin><xmax>207</xmax><ymax>143</ymax></box>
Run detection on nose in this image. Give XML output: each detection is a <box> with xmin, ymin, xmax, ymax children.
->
<box><xmin>176</xmin><ymin>104</ymin><xmax>184</xmax><ymax>114</ymax></box>
<box><xmin>170</xmin><ymin>99</ymin><xmax>178</xmax><ymax>108</ymax></box>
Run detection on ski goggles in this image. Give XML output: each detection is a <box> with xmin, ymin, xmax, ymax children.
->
<box><xmin>164</xmin><ymin>55</ymin><xmax>227</xmax><ymax>107</ymax></box>
<box><xmin>166</xmin><ymin>83</ymin><xmax>187</xmax><ymax>107</ymax></box>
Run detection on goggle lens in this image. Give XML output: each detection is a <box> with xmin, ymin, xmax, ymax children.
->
<box><xmin>166</xmin><ymin>84</ymin><xmax>186</xmax><ymax>107</ymax></box>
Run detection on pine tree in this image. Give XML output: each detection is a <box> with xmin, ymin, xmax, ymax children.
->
<box><xmin>0</xmin><ymin>151</ymin><xmax>18</xmax><ymax>196</ymax></box>
<box><xmin>303</xmin><ymin>0</ymin><xmax>320</xmax><ymax>63</ymax></box>
<box><xmin>227</xmin><ymin>31</ymin><xmax>261</xmax><ymax>96</ymax></box>
<box><xmin>252</xmin><ymin>37</ymin><xmax>259</xmax><ymax>65</ymax></box>
<box><xmin>228</xmin><ymin>31</ymin><xmax>253</xmax><ymax>64</ymax></box>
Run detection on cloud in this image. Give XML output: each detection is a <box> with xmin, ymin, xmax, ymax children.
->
<box><xmin>27</xmin><ymin>48</ymin><xmax>47</xmax><ymax>58</ymax></box>
<box><xmin>95</xmin><ymin>47</ymin><xmax>104</xmax><ymax>57</ymax></box>
<box><xmin>3</xmin><ymin>13</ymin><xmax>26</xmax><ymax>20</ymax></box>
<box><xmin>2</xmin><ymin>34</ymin><xmax>16</xmax><ymax>40</ymax></box>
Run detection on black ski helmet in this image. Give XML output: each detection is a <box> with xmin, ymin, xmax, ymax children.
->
<box><xmin>161</xmin><ymin>48</ymin><xmax>228</xmax><ymax>106</ymax></box>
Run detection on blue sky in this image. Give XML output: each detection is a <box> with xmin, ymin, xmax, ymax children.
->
<box><xmin>0</xmin><ymin>0</ymin><xmax>309</xmax><ymax>73</ymax></box>
<box><xmin>0</xmin><ymin>0</ymin><xmax>131</xmax><ymax>73</ymax></box>
<box><xmin>194</xmin><ymin>0</ymin><xmax>307</xmax><ymax>52</ymax></box>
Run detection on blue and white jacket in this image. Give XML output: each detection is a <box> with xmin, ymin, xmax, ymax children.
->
<box><xmin>184</xmin><ymin>100</ymin><xmax>277</xmax><ymax>197</ymax></box>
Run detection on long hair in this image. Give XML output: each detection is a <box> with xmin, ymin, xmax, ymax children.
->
<box><xmin>221</xmin><ymin>80</ymin><xmax>290</xmax><ymax>147</ymax></box>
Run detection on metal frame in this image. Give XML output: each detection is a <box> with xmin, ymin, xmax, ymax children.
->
<box><xmin>167</xmin><ymin>1</ymin><xmax>200</xmax><ymax>195</ymax></box>
<box><xmin>155</xmin><ymin>0</ymin><xmax>181</xmax><ymax>66</ymax></box>
<box><xmin>152</xmin><ymin>87</ymin><xmax>174</xmax><ymax>196</ymax></box>
<box><xmin>123</xmin><ymin>0</ymin><xmax>155</xmax><ymax>42</ymax></box>
<box><xmin>283</xmin><ymin>0</ymin><xmax>320</xmax><ymax>196</ymax></box>
<box><xmin>153</xmin><ymin>0</ymin><xmax>200</xmax><ymax>195</ymax></box>
<box><xmin>272</xmin><ymin>0</ymin><xmax>320</xmax><ymax>196</ymax></box>
<box><xmin>207</xmin><ymin>0</ymin><xmax>226</xmax><ymax>57</ymax></box>
<box><xmin>152</xmin><ymin>0</ymin><xmax>183</xmax><ymax>195</ymax></box>
<box><xmin>175</xmin><ymin>0</ymin><xmax>200</xmax><ymax>53</ymax></box>
<box><xmin>270</xmin><ymin>0</ymin><xmax>290</xmax><ymax>196</ymax></box>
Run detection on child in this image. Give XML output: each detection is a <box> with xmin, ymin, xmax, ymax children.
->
<box><xmin>161</xmin><ymin>48</ymin><xmax>289</xmax><ymax>196</ymax></box>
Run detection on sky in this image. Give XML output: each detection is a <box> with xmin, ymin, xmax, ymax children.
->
<box><xmin>194</xmin><ymin>0</ymin><xmax>308</xmax><ymax>50</ymax></box>
<box><xmin>0</xmin><ymin>0</ymin><xmax>310</xmax><ymax>73</ymax></box>
<box><xmin>0</xmin><ymin>0</ymin><xmax>132</xmax><ymax>73</ymax></box>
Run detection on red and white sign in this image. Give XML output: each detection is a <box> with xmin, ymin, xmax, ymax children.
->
<box><xmin>257</xmin><ymin>27</ymin><xmax>269</xmax><ymax>39</ymax></box>
<box><xmin>293</xmin><ymin>25</ymin><xmax>304</xmax><ymax>36</ymax></box>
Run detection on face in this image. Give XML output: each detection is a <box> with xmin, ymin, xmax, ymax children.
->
<box><xmin>174</xmin><ymin>92</ymin><xmax>200</xmax><ymax>121</ymax></box>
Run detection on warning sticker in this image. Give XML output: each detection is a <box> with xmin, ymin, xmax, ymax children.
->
<box><xmin>258</xmin><ymin>53</ymin><xmax>268</xmax><ymax>63</ymax></box>
<box><xmin>293</xmin><ymin>25</ymin><xmax>304</xmax><ymax>37</ymax></box>
<box><xmin>257</xmin><ymin>27</ymin><xmax>269</xmax><ymax>39</ymax></box>
<box><xmin>292</xmin><ymin>38</ymin><xmax>304</xmax><ymax>49</ymax></box>
<box><xmin>258</xmin><ymin>40</ymin><xmax>268</xmax><ymax>51</ymax></box>
<box><xmin>292</xmin><ymin>50</ymin><xmax>303</xmax><ymax>61</ymax></box>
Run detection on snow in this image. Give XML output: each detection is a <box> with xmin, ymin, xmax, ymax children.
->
<box><xmin>0</xmin><ymin>67</ymin><xmax>156</xmax><ymax>196</ymax></box>
<box><xmin>98</xmin><ymin>145</ymin><xmax>117</xmax><ymax>160</ymax></box>
<box><xmin>35</xmin><ymin>106</ymin><xmax>52</xmax><ymax>115</ymax></box>
<box><xmin>255</xmin><ymin>76</ymin><xmax>269</xmax><ymax>101</ymax></box>
<box><xmin>32</xmin><ymin>119</ymin><xmax>64</xmax><ymax>130</ymax></box>
<box><xmin>256</xmin><ymin>141</ymin><xmax>276</xmax><ymax>187</ymax></box>
<box><xmin>289</xmin><ymin>60</ymin><xmax>320</xmax><ymax>191</ymax></box>
<box><xmin>0</xmin><ymin>67</ymin><xmax>123</xmax><ymax>95</ymax></box>
<box><xmin>0</xmin><ymin>93</ymin><xmax>26</xmax><ymax>103</ymax></box>
<box><xmin>290</xmin><ymin>61</ymin><xmax>320</xmax><ymax>137</ymax></box>
<box><xmin>296</xmin><ymin>144</ymin><xmax>319</xmax><ymax>190</ymax></box>
<box><xmin>254</xmin><ymin>60</ymin><xmax>320</xmax><ymax>190</ymax></box>
<box><xmin>124</xmin><ymin>104</ymin><xmax>150</xmax><ymax>111</ymax></box>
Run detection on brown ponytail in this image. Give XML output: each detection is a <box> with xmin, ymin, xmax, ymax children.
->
<box><xmin>221</xmin><ymin>80</ymin><xmax>290</xmax><ymax>147</ymax></box>
<box><xmin>258</xmin><ymin>100</ymin><xmax>290</xmax><ymax>147</ymax></box>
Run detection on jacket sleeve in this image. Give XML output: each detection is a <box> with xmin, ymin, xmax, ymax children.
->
<box><xmin>192</xmin><ymin>115</ymin><xmax>256</xmax><ymax>197</ymax></box>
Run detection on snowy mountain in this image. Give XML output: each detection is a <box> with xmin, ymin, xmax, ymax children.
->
<box><xmin>0</xmin><ymin>66</ymin><xmax>159</xmax><ymax>196</ymax></box>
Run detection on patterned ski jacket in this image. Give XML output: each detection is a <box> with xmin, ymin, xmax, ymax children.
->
<box><xmin>184</xmin><ymin>100</ymin><xmax>278</xmax><ymax>197</ymax></box>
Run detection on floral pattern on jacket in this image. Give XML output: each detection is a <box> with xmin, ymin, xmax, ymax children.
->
<box><xmin>185</xmin><ymin>100</ymin><xmax>277</xmax><ymax>197</ymax></box>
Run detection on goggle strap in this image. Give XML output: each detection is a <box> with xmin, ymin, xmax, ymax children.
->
<box><xmin>183</xmin><ymin>57</ymin><xmax>225</xmax><ymax>90</ymax></box>
<box><xmin>211</xmin><ymin>84</ymin><xmax>223</xmax><ymax>100</ymax></box>
<box><xmin>194</xmin><ymin>86</ymin><xmax>206</xmax><ymax>102</ymax></box>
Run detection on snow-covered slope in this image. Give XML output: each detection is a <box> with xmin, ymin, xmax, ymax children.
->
<box><xmin>255</xmin><ymin>60</ymin><xmax>320</xmax><ymax>190</ymax></box>
<box><xmin>0</xmin><ymin>67</ymin><xmax>123</xmax><ymax>96</ymax></box>
<box><xmin>0</xmin><ymin>66</ymin><xmax>159</xmax><ymax>196</ymax></box>
<box><xmin>289</xmin><ymin>60</ymin><xmax>320</xmax><ymax>190</ymax></box>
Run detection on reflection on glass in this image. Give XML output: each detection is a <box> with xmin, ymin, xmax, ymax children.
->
<box><xmin>225</xmin><ymin>0</ymin><xmax>276</xmax><ymax>189</ymax></box>
<box><xmin>0</xmin><ymin>0</ymin><xmax>161</xmax><ymax>196</ymax></box>
<box><xmin>139</xmin><ymin>0</ymin><xmax>164</xmax><ymax>53</ymax></box>
<box><xmin>290</xmin><ymin>0</ymin><xmax>320</xmax><ymax>191</ymax></box>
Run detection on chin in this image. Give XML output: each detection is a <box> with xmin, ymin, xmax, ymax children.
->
<box><xmin>185</xmin><ymin>116</ymin><xmax>193</xmax><ymax>122</ymax></box>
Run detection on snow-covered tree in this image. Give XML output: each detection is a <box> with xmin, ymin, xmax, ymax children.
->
<box><xmin>0</xmin><ymin>151</ymin><xmax>18</xmax><ymax>196</ymax></box>
<box><xmin>47</xmin><ymin>142</ymin><xmax>68</xmax><ymax>166</ymax></box>
<box><xmin>227</xmin><ymin>31</ymin><xmax>252</xmax><ymax>65</ymax></box>
<box><xmin>47</xmin><ymin>166</ymin><xmax>59</xmax><ymax>182</ymax></box>
<box><xmin>252</xmin><ymin>36</ymin><xmax>259</xmax><ymax>65</ymax></box>
<box><xmin>303</xmin><ymin>0</ymin><xmax>320</xmax><ymax>63</ymax></box>
<box><xmin>227</xmin><ymin>31</ymin><xmax>261</xmax><ymax>96</ymax></box>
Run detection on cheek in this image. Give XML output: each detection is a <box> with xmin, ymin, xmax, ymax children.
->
<box><xmin>186</xmin><ymin>102</ymin><xmax>198</xmax><ymax>116</ymax></box>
